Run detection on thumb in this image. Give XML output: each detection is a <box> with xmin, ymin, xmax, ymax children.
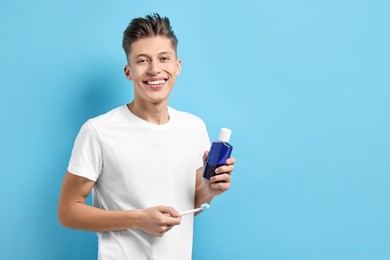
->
<box><xmin>158</xmin><ymin>206</ymin><xmax>180</xmax><ymax>218</ymax></box>
<box><xmin>203</xmin><ymin>150</ymin><xmax>209</xmax><ymax>164</ymax></box>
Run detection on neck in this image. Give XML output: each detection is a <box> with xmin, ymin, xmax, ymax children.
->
<box><xmin>127</xmin><ymin>100</ymin><xmax>170</xmax><ymax>125</ymax></box>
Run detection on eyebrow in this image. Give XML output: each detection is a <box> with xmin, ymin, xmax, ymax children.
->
<box><xmin>134</xmin><ymin>54</ymin><xmax>150</xmax><ymax>59</ymax></box>
<box><xmin>158</xmin><ymin>51</ymin><xmax>173</xmax><ymax>56</ymax></box>
<box><xmin>134</xmin><ymin>51</ymin><xmax>174</xmax><ymax>59</ymax></box>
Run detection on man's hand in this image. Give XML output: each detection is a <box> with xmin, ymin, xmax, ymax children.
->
<box><xmin>194</xmin><ymin>151</ymin><xmax>236</xmax><ymax>211</ymax></box>
<box><xmin>137</xmin><ymin>206</ymin><xmax>181</xmax><ymax>237</ymax></box>
<box><xmin>202</xmin><ymin>151</ymin><xmax>236</xmax><ymax>196</ymax></box>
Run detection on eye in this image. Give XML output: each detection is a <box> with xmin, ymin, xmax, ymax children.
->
<box><xmin>160</xmin><ymin>56</ymin><xmax>170</xmax><ymax>62</ymax></box>
<box><xmin>137</xmin><ymin>58</ymin><xmax>149</xmax><ymax>64</ymax></box>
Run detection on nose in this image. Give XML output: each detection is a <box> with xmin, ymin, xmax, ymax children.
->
<box><xmin>147</xmin><ymin>59</ymin><xmax>161</xmax><ymax>75</ymax></box>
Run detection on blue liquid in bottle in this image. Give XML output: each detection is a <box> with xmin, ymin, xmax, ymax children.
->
<box><xmin>203</xmin><ymin>128</ymin><xmax>233</xmax><ymax>180</ymax></box>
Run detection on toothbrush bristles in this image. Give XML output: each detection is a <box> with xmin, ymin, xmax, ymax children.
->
<box><xmin>201</xmin><ymin>203</ymin><xmax>210</xmax><ymax>209</ymax></box>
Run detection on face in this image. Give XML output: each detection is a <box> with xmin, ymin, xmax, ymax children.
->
<box><xmin>124</xmin><ymin>36</ymin><xmax>181</xmax><ymax>106</ymax></box>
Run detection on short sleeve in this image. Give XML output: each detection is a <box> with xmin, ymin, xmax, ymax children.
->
<box><xmin>67</xmin><ymin>120</ymin><xmax>102</xmax><ymax>181</ymax></box>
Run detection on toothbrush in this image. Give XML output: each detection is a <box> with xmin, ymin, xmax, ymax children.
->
<box><xmin>180</xmin><ymin>203</ymin><xmax>210</xmax><ymax>216</ymax></box>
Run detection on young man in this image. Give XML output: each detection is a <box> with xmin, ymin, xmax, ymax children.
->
<box><xmin>58</xmin><ymin>13</ymin><xmax>236</xmax><ymax>259</ymax></box>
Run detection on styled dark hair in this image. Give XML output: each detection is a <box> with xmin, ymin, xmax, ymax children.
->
<box><xmin>122</xmin><ymin>13</ymin><xmax>178</xmax><ymax>57</ymax></box>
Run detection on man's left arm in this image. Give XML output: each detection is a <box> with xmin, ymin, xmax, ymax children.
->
<box><xmin>194</xmin><ymin>151</ymin><xmax>236</xmax><ymax>212</ymax></box>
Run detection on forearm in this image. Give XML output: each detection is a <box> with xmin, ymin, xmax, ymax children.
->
<box><xmin>58</xmin><ymin>202</ymin><xmax>142</xmax><ymax>232</ymax></box>
<box><xmin>193</xmin><ymin>157</ymin><xmax>235</xmax><ymax>216</ymax></box>
<box><xmin>194</xmin><ymin>168</ymin><xmax>215</xmax><ymax>214</ymax></box>
<box><xmin>194</xmin><ymin>185</ymin><xmax>215</xmax><ymax>213</ymax></box>
<box><xmin>58</xmin><ymin>172</ymin><xmax>181</xmax><ymax>236</ymax></box>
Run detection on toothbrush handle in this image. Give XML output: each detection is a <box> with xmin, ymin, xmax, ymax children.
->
<box><xmin>180</xmin><ymin>208</ymin><xmax>202</xmax><ymax>216</ymax></box>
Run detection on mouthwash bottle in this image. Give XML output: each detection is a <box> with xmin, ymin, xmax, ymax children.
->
<box><xmin>203</xmin><ymin>128</ymin><xmax>233</xmax><ymax>180</ymax></box>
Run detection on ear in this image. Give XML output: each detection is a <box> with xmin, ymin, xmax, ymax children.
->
<box><xmin>176</xmin><ymin>59</ymin><xmax>182</xmax><ymax>76</ymax></box>
<box><xmin>124</xmin><ymin>65</ymin><xmax>132</xmax><ymax>81</ymax></box>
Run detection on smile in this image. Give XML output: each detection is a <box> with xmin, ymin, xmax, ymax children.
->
<box><xmin>143</xmin><ymin>78</ymin><xmax>167</xmax><ymax>88</ymax></box>
<box><xmin>146</xmin><ymin>79</ymin><xmax>166</xmax><ymax>85</ymax></box>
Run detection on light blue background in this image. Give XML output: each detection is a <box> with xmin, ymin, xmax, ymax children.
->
<box><xmin>1</xmin><ymin>0</ymin><xmax>389</xmax><ymax>259</ymax></box>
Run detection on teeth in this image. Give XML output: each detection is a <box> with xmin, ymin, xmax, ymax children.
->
<box><xmin>146</xmin><ymin>80</ymin><xmax>165</xmax><ymax>85</ymax></box>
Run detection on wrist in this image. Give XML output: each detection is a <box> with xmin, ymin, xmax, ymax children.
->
<box><xmin>126</xmin><ymin>209</ymin><xmax>144</xmax><ymax>230</ymax></box>
<box><xmin>195</xmin><ymin>184</ymin><xmax>215</xmax><ymax>207</ymax></box>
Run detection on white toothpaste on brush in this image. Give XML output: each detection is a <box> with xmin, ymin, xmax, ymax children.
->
<box><xmin>180</xmin><ymin>203</ymin><xmax>210</xmax><ymax>216</ymax></box>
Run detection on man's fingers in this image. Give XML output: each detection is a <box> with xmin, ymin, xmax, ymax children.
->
<box><xmin>202</xmin><ymin>151</ymin><xmax>209</xmax><ymax>163</ymax></box>
<box><xmin>210</xmin><ymin>172</ymin><xmax>231</xmax><ymax>191</ymax></box>
<box><xmin>215</xmin><ymin>165</ymin><xmax>234</xmax><ymax>175</ymax></box>
<box><xmin>226</xmin><ymin>157</ymin><xmax>236</xmax><ymax>165</ymax></box>
<box><xmin>158</xmin><ymin>206</ymin><xmax>180</xmax><ymax>218</ymax></box>
<box><xmin>210</xmin><ymin>173</ymin><xmax>231</xmax><ymax>183</ymax></box>
<box><xmin>157</xmin><ymin>206</ymin><xmax>181</xmax><ymax>226</ymax></box>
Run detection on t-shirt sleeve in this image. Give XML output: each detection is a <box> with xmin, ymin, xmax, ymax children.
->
<box><xmin>197</xmin><ymin>122</ymin><xmax>211</xmax><ymax>169</ymax></box>
<box><xmin>67</xmin><ymin>120</ymin><xmax>102</xmax><ymax>181</ymax></box>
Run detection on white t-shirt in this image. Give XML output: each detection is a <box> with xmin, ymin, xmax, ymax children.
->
<box><xmin>67</xmin><ymin>105</ymin><xmax>210</xmax><ymax>260</ymax></box>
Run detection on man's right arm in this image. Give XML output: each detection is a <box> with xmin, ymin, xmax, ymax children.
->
<box><xmin>58</xmin><ymin>171</ymin><xmax>181</xmax><ymax>236</ymax></box>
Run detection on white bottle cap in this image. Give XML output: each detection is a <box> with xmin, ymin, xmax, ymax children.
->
<box><xmin>218</xmin><ymin>128</ymin><xmax>232</xmax><ymax>143</ymax></box>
